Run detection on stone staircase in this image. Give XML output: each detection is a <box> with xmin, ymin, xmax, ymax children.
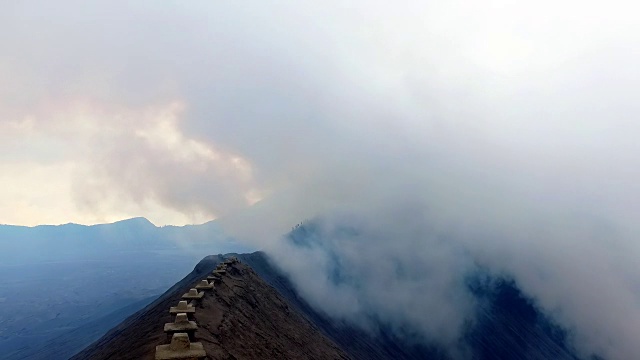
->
<box><xmin>154</xmin><ymin>257</ymin><xmax>239</xmax><ymax>360</ymax></box>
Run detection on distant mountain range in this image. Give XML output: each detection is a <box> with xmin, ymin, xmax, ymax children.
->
<box><xmin>0</xmin><ymin>217</ymin><xmax>253</xmax><ymax>265</ymax></box>
<box><xmin>0</xmin><ymin>217</ymin><xmax>253</xmax><ymax>360</ymax></box>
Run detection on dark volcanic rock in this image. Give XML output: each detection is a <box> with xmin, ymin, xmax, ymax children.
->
<box><xmin>239</xmin><ymin>252</ymin><xmax>447</xmax><ymax>360</ymax></box>
<box><xmin>194</xmin><ymin>262</ymin><xmax>348</xmax><ymax>359</ymax></box>
<box><xmin>71</xmin><ymin>255</ymin><xmax>349</xmax><ymax>360</ymax></box>
<box><xmin>74</xmin><ymin>251</ymin><xmax>590</xmax><ymax>360</ymax></box>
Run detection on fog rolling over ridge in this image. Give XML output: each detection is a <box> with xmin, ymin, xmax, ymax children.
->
<box><xmin>3</xmin><ymin>1</ymin><xmax>640</xmax><ymax>359</ymax></box>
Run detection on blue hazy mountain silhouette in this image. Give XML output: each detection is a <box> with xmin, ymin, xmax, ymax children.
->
<box><xmin>0</xmin><ymin>217</ymin><xmax>253</xmax><ymax>360</ymax></box>
<box><xmin>0</xmin><ymin>217</ymin><xmax>252</xmax><ymax>265</ymax></box>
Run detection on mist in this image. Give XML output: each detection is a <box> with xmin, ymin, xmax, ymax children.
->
<box><xmin>2</xmin><ymin>1</ymin><xmax>640</xmax><ymax>359</ymax></box>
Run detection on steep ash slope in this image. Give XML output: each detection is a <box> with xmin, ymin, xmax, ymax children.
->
<box><xmin>238</xmin><ymin>252</ymin><xmax>447</xmax><ymax>360</ymax></box>
<box><xmin>241</xmin><ymin>251</ymin><xmax>586</xmax><ymax>360</ymax></box>
<box><xmin>70</xmin><ymin>256</ymin><xmax>219</xmax><ymax>360</ymax></box>
<box><xmin>74</xmin><ymin>251</ymin><xmax>591</xmax><ymax>360</ymax></box>
<box><xmin>71</xmin><ymin>254</ymin><xmax>348</xmax><ymax>360</ymax></box>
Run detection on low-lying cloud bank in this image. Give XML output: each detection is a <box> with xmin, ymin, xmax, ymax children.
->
<box><xmin>3</xmin><ymin>1</ymin><xmax>640</xmax><ymax>359</ymax></box>
<box><xmin>265</xmin><ymin>205</ymin><xmax>634</xmax><ymax>359</ymax></box>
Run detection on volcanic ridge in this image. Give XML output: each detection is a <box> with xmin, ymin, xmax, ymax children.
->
<box><xmin>71</xmin><ymin>256</ymin><xmax>348</xmax><ymax>360</ymax></box>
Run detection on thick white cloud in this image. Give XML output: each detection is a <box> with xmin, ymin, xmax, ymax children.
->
<box><xmin>0</xmin><ymin>100</ymin><xmax>260</xmax><ymax>225</ymax></box>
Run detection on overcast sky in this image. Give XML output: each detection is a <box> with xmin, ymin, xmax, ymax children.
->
<box><xmin>2</xmin><ymin>1</ymin><xmax>640</xmax><ymax>358</ymax></box>
<box><xmin>2</xmin><ymin>1</ymin><xmax>637</xmax><ymax>227</ymax></box>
